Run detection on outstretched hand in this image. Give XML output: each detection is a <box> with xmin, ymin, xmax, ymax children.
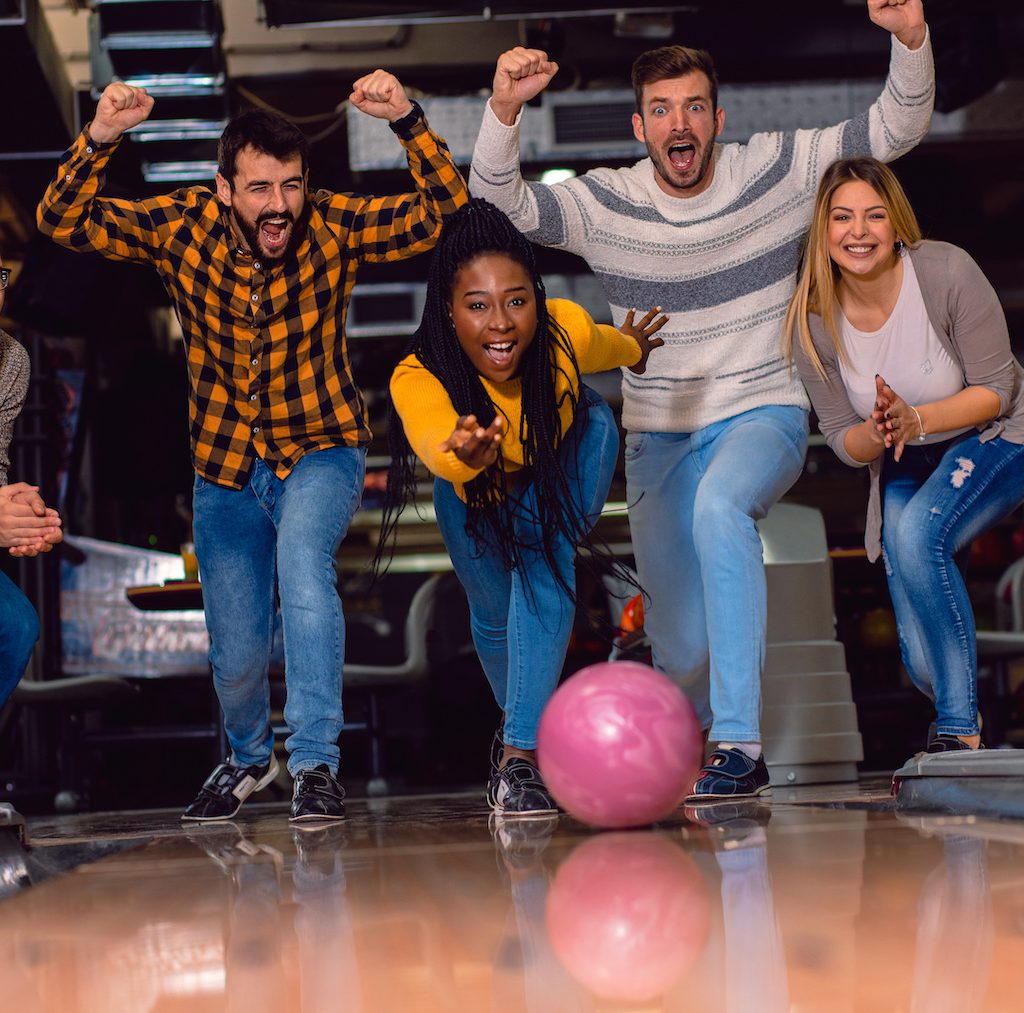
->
<box><xmin>350</xmin><ymin>69</ymin><xmax>414</xmax><ymax>122</ymax></box>
<box><xmin>867</xmin><ymin>0</ymin><xmax>926</xmax><ymax>50</ymax></box>
<box><xmin>441</xmin><ymin>415</ymin><xmax>504</xmax><ymax>470</ymax></box>
<box><xmin>89</xmin><ymin>83</ymin><xmax>154</xmax><ymax>144</ymax></box>
<box><xmin>871</xmin><ymin>373</ymin><xmax>923</xmax><ymax>461</ymax></box>
<box><xmin>622</xmin><ymin>306</ymin><xmax>668</xmax><ymax>376</ymax></box>
<box><xmin>491</xmin><ymin>47</ymin><xmax>559</xmax><ymax>125</ymax></box>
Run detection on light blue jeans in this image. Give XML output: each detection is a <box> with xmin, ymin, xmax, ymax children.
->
<box><xmin>193</xmin><ymin>447</ymin><xmax>366</xmax><ymax>774</ymax></box>
<box><xmin>624</xmin><ymin>405</ymin><xmax>809</xmax><ymax>742</ymax></box>
<box><xmin>0</xmin><ymin>569</ymin><xmax>39</xmax><ymax>704</ymax></box>
<box><xmin>433</xmin><ymin>386</ymin><xmax>619</xmax><ymax>750</ymax></box>
<box><xmin>881</xmin><ymin>432</ymin><xmax>1024</xmax><ymax>736</ymax></box>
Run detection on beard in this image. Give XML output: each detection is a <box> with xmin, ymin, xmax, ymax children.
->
<box><xmin>647</xmin><ymin>138</ymin><xmax>716</xmax><ymax>194</ymax></box>
<box><xmin>232</xmin><ymin>208</ymin><xmax>303</xmax><ymax>262</ymax></box>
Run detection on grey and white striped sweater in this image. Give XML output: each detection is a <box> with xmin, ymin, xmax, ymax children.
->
<box><xmin>469</xmin><ymin>32</ymin><xmax>934</xmax><ymax>434</ymax></box>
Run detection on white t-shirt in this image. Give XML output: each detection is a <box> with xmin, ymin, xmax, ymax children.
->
<box><xmin>838</xmin><ymin>255</ymin><xmax>969</xmax><ymax>444</ymax></box>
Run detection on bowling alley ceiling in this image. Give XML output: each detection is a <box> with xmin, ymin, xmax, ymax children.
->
<box><xmin>2</xmin><ymin>0</ymin><xmax>1023</xmax><ymax>277</ymax></box>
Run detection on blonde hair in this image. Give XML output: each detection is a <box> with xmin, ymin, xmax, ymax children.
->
<box><xmin>782</xmin><ymin>156</ymin><xmax>923</xmax><ymax>378</ymax></box>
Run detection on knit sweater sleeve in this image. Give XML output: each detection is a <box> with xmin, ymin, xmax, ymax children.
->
<box><xmin>0</xmin><ymin>330</ymin><xmax>30</xmax><ymax>486</ymax></box>
<box><xmin>390</xmin><ymin>355</ymin><xmax>486</xmax><ymax>485</ymax></box>
<box><xmin>468</xmin><ymin>100</ymin><xmax>591</xmax><ymax>257</ymax></box>
<box><xmin>790</xmin><ymin>28</ymin><xmax>934</xmax><ymax>186</ymax></box>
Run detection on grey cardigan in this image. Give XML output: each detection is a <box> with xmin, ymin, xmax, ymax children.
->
<box><xmin>795</xmin><ymin>241</ymin><xmax>1024</xmax><ymax>561</ymax></box>
<box><xmin>0</xmin><ymin>328</ymin><xmax>29</xmax><ymax>487</ymax></box>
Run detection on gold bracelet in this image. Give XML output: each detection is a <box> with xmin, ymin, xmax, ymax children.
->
<box><xmin>909</xmin><ymin>404</ymin><xmax>927</xmax><ymax>442</ymax></box>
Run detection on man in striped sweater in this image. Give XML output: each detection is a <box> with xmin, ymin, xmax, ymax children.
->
<box><xmin>470</xmin><ymin>0</ymin><xmax>932</xmax><ymax>800</ymax></box>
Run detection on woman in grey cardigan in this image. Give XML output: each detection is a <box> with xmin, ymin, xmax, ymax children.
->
<box><xmin>784</xmin><ymin>156</ymin><xmax>1024</xmax><ymax>756</ymax></box>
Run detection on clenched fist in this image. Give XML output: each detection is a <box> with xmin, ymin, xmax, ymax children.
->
<box><xmin>349</xmin><ymin>70</ymin><xmax>414</xmax><ymax>122</ymax></box>
<box><xmin>867</xmin><ymin>0</ymin><xmax>927</xmax><ymax>50</ymax></box>
<box><xmin>89</xmin><ymin>83</ymin><xmax>155</xmax><ymax>144</ymax></box>
<box><xmin>491</xmin><ymin>48</ymin><xmax>559</xmax><ymax>126</ymax></box>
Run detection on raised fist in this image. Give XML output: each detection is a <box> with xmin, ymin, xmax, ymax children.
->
<box><xmin>491</xmin><ymin>48</ymin><xmax>559</xmax><ymax>125</ymax></box>
<box><xmin>90</xmin><ymin>83</ymin><xmax>155</xmax><ymax>144</ymax></box>
<box><xmin>349</xmin><ymin>70</ymin><xmax>414</xmax><ymax>122</ymax></box>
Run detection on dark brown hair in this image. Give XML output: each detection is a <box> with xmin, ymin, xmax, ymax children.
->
<box><xmin>631</xmin><ymin>45</ymin><xmax>719</xmax><ymax>114</ymax></box>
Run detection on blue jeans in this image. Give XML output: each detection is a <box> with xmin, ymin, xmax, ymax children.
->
<box><xmin>192</xmin><ymin>447</ymin><xmax>366</xmax><ymax>774</ymax></box>
<box><xmin>881</xmin><ymin>432</ymin><xmax>1024</xmax><ymax>735</ymax></box>
<box><xmin>0</xmin><ymin>569</ymin><xmax>39</xmax><ymax>704</ymax></box>
<box><xmin>624</xmin><ymin>405</ymin><xmax>809</xmax><ymax>742</ymax></box>
<box><xmin>433</xmin><ymin>386</ymin><xmax>619</xmax><ymax>750</ymax></box>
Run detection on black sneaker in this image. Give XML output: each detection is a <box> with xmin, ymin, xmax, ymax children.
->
<box><xmin>487</xmin><ymin>757</ymin><xmax>558</xmax><ymax>817</ymax></box>
<box><xmin>926</xmin><ymin>733</ymin><xmax>981</xmax><ymax>753</ymax></box>
<box><xmin>181</xmin><ymin>755</ymin><xmax>280</xmax><ymax>822</ymax></box>
<box><xmin>289</xmin><ymin>764</ymin><xmax>346</xmax><ymax>823</ymax></box>
<box><xmin>686</xmin><ymin>747</ymin><xmax>771</xmax><ymax>803</ymax></box>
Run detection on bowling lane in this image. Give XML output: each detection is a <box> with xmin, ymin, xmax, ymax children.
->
<box><xmin>2</xmin><ymin>791</ymin><xmax>1024</xmax><ymax>1011</ymax></box>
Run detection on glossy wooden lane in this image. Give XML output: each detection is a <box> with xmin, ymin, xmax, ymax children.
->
<box><xmin>2</xmin><ymin>789</ymin><xmax>1023</xmax><ymax>1011</ymax></box>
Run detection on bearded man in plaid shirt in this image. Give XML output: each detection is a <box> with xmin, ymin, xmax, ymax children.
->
<box><xmin>38</xmin><ymin>71</ymin><xmax>468</xmax><ymax>823</ymax></box>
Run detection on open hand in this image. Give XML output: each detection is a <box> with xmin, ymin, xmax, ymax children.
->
<box><xmin>350</xmin><ymin>70</ymin><xmax>414</xmax><ymax>122</ymax></box>
<box><xmin>622</xmin><ymin>306</ymin><xmax>668</xmax><ymax>376</ymax></box>
<box><xmin>441</xmin><ymin>414</ymin><xmax>504</xmax><ymax>470</ymax></box>
<box><xmin>90</xmin><ymin>83</ymin><xmax>154</xmax><ymax>144</ymax></box>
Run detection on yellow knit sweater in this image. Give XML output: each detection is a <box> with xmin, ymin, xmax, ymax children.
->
<box><xmin>390</xmin><ymin>298</ymin><xmax>641</xmax><ymax>498</ymax></box>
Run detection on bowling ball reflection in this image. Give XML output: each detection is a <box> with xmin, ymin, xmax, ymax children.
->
<box><xmin>546</xmin><ymin>832</ymin><xmax>711</xmax><ymax>1003</ymax></box>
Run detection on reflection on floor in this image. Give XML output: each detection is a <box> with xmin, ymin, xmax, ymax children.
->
<box><xmin>2</xmin><ymin>783</ymin><xmax>1024</xmax><ymax>1011</ymax></box>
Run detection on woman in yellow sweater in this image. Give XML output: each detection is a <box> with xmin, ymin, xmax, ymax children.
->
<box><xmin>381</xmin><ymin>200</ymin><xmax>666</xmax><ymax>816</ymax></box>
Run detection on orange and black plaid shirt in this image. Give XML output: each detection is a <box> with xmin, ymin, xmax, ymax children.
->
<box><xmin>37</xmin><ymin>105</ymin><xmax>467</xmax><ymax>489</ymax></box>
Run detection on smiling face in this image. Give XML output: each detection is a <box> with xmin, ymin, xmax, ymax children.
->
<box><xmin>827</xmin><ymin>179</ymin><xmax>900</xmax><ymax>280</ymax></box>
<box><xmin>448</xmin><ymin>253</ymin><xmax>538</xmax><ymax>383</ymax></box>
<box><xmin>631</xmin><ymin>71</ymin><xmax>725</xmax><ymax>198</ymax></box>
<box><xmin>216</xmin><ymin>145</ymin><xmax>306</xmax><ymax>261</ymax></box>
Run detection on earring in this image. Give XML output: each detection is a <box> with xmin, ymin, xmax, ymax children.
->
<box><xmin>894</xmin><ymin>239</ymin><xmax>905</xmax><ymax>253</ymax></box>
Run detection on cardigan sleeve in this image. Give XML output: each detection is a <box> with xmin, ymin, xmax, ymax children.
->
<box><xmin>792</xmin><ymin>317</ymin><xmax>867</xmax><ymax>470</ymax></box>
<box><xmin>0</xmin><ymin>331</ymin><xmax>30</xmax><ymax>486</ymax></box>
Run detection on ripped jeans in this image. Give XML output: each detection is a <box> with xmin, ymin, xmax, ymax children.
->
<box><xmin>881</xmin><ymin>432</ymin><xmax>1024</xmax><ymax>735</ymax></box>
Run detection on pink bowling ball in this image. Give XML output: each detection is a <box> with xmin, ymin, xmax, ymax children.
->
<box><xmin>537</xmin><ymin>661</ymin><xmax>702</xmax><ymax>828</ymax></box>
<box><xmin>546</xmin><ymin>832</ymin><xmax>711</xmax><ymax>1003</ymax></box>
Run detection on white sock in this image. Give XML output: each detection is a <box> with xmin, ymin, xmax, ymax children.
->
<box><xmin>719</xmin><ymin>741</ymin><xmax>762</xmax><ymax>761</ymax></box>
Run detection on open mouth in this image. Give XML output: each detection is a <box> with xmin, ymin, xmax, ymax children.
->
<box><xmin>844</xmin><ymin>244</ymin><xmax>877</xmax><ymax>256</ymax></box>
<box><xmin>259</xmin><ymin>216</ymin><xmax>292</xmax><ymax>252</ymax></box>
<box><xmin>667</xmin><ymin>142</ymin><xmax>696</xmax><ymax>173</ymax></box>
<box><xmin>483</xmin><ymin>340</ymin><xmax>516</xmax><ymax>370</ymax></box>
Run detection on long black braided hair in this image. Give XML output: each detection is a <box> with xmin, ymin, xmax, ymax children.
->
<box><xmin>374</xmin><ymin>198</ymin><xmax>634</xmax><ymax>607</ymax></box>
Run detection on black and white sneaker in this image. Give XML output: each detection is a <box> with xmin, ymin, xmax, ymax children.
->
<box><xmin>181</xmin><ymin>755</ymin><xmax>280</xmax><ymax>822</ymax></box>
<box><xmin>290</xmin><ymin>764</ymin><xmax>346</xmax><ymax>823</ymax></box>
<box><xmin>487</xmin><ymin>757</ymin><xmax>557</xmax><ymax>818</ymax></box>
<box><xmin>485</xmin><ymin>718</ymin><xmax>505</xmax><ymax>809</ymax></box>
